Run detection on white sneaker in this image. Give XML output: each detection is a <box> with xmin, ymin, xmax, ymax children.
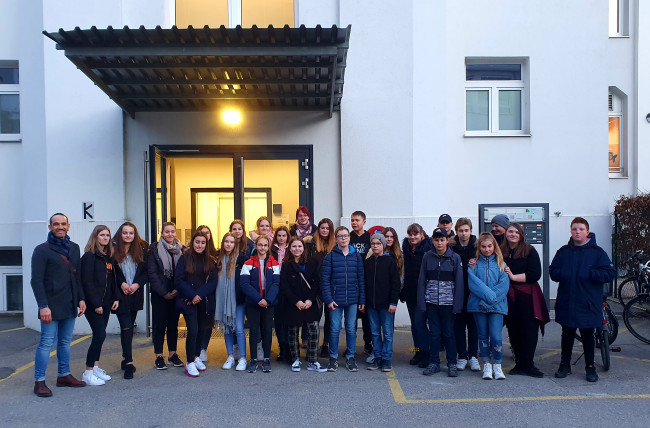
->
<box><xmin>493</xmin><ymin>363</ymin><xmax>506</xmax><ymax>380</ymax></box>
<box><xmin>185</xmin><ymin>362</ymin><xmax>199</xmax><ymax>377</ymax></box>
<box><xmin>456</xmin><ymin>359</ymin><xmax>468</xmax><ymax>371</ymax></box>
<box><xmin>469</xmin><ymin>357</ymin><xmax>481</xmax><ymax>371</ymax></box>
<box><xmin>307</xmin><ymin>361</ymin><xmax>328</xmax><ymax>373</ymax></box>
<box><xmin>291</xmin><ymin>359</ymin><xmax>302</xmax><ymax>372</ymax></box>
<box><xmin>199</xmin><ymin>349</ymin><xmax>208</xmax><ymax>362</ymax></box>
<box><xmin>365</xmin><ymin>354</ymin><xmax>375</xmax><ymax>364</ymax></box>
<box><xmin>235</xmin><ymin>358</ymin><xmax>247</xmax><ymax>371</ymax></box>
<box><xmin>233</xmin><ymin>344</ymin><xmax>241</xmax><ymax>360</ymax></box>
<box><xmin>257</xmin><ymin>342</ymin><xmax>264</xmax><ymax>361</ymax></box>
<box><xmin>93</xmin><ymin>366</ymin><xmax>111</xmax><ymax>381</ymax></box>
<box><xmin>222</xmin><ymin>356</ymin><xmax>235</xmax><ymax>370</ymax></box>
<box><xmin>194</xmin><ymin>357</ymin><xmax>207</xmax><ymax>372</ymax></box>
<box><xmin>482</xmin><ymin>362</ymin><xmax>493</xmax><ymax>380</ymax></box>
<box><xmin>82</xmin><ymin>370</ymin><xmax>105</xmax><ymax>386</ymax></box>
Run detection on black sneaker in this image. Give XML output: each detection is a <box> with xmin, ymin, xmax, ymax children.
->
<box><xmin>367</xmin><ymin>358</ymin><xmax>381</xmax><ymax>371</ymax></box>
<box><xmin>409</xmin><ymin>352</ymin><xmax>421</xmax><ymax>366</ymax></box>
<box><xmin>524</xmin><ymin>366</ymin><xmax>545</xmax><ymax>378</ymax></box>
<box><xmin>447</xmin><ymin>364</ymin><xmax>458</xmax><ymax>377</ymax></box>
<box><xmin>327</xmin><ymin>358</ymin><xmax>338</xmax><ymax>372</ymax></box>
<box><xmin>346</xmin><ymin>358</ymin><xmax>359</xmax><ymax>372</ymax></box>
<box><xmin>124</xmin><ymin>364</ymin><xmax>135</xmax><ymax>379</ymax></box>
<box><xmin>262</xmin><ymin>359</ymin><xmax>272</xmax><ymax>373</ymax></box>
<box><xmin>381</xmin><ymin>360</ymin><xmax>393</xmax><ymax>372</ymax></box>
<box><xmin>554</xmin><ymin>362</ymin><xmax>571</xmax><ymax>379</ymax></box>
<box><xmin>319</xmin><ymin>344</ymin><xmax>329</xmax><ymax>358</ymax></box>
<box><xmin>418</xmin><ymin>352</ymin><xmax>430</xmax><ymax>369</ymax></box>
<box><xmin>509</xmin><ymin>365</ymin><xmax>525</xmax><ymax>375</ymax></box>
<box><xmin>247</xmin><ymin>359</ymin><xmax>258</xmax><ymax>373</ymax></box>
<box><xmin>155</xmin><ymin>356</ymin><xmax>167</xmax><ymax>370</ymax></box>
<box><xmin>585</xmin><ymin>365</ymin><xmax>598</xmax><ymax>382</ymax></box>
<box><xmin>168</xmin><ymin>354</ymin><xmax>184</xmax><ymax>367</ymax></box>
<box><xmin>422</xmin><ymin>363</ymin><xmax>440</xmax><ymax>376</ymax></box>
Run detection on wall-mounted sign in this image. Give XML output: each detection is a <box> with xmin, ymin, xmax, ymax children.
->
<box><xmin>83</xmin><ymin>201</ymin><xmax>94</xmax><ymax>220</ymax></box>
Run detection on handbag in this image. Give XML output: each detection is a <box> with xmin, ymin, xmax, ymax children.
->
<box><xmin>298</xmin><ymin>271</ymin><xmax>323</xmax><ymax>312</ymax></box>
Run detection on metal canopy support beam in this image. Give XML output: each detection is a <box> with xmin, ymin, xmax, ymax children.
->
<box><xmin>104</xmin><ymin>78</ymin><xmax>338</xmax><ymax>86</ymax></box>
<box><xmin>61</xmin><ymin>46</ymin><xmax>338</xmax><ymax>58</ymax></box>
<box><xmin>84</xmin><ymin>60</ymin><xmax>340</xmax><ymax>70</ymax></box>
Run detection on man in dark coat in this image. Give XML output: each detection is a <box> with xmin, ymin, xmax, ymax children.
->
<box><xmin>31</xmin><ymin>213</ymin><xmax>87</xmax><ymax>397</ymax></box>
<box><xmin>550</xmin><ymin>217</ymin><xmax>616</xmax><ymax>382</ymax></box>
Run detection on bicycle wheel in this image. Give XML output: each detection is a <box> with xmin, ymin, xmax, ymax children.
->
<box><xmin>599</xmin><ymin>329</ymin><xmax>610</xmax><ymax>371</ymax></box>
<box><xmin>623</xmin><ymin>294</ymin><xmax>650</xmax><ymax>345</ymax></box>
<box><xmin>618</xmin><ymin>277</ymin><xmax>639</xmax><ymax>307</ymax></box>
<box><xmin>605</xmin><ymin>304</ymin><xmax>619</xmax><ymax>344</ymax></box>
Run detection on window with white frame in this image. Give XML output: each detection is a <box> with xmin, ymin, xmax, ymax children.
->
<box><xmin>0</xmin><ymin>61</ymin><xmax>20</xmax><ymax>141</ymax></box>
<box><xmin>608</xmin><ymin>88</ymin><xmax>627</xmax><ymax>177</ymax></box>
<box><xmin>176</xmin><ymin>0</ymin><xmax>295</xmax><ymax>28</ymax></box>
<box><xmin>0</xmin><ymin>268</ymin><xmax>22</xmax><ymax>312</ymax></box>
<box><xmin>465</xmin><ymin>58</ymin><xmax>529</xmax><ymax>136</ymax></box>
<box><xmin>609</xmin><ymin>0</ymin><xmax>629</xmax><ymax>37</ymax></box>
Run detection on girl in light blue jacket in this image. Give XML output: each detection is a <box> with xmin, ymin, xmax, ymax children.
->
<box><xmin>467</xmin><ymin>233</ymin><xmax>509</xmax><ymax>380</ymax></box>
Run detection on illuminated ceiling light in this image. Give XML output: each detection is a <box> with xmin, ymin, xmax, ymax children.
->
<box><xmin>223</xmin><ymin>110</ymin><xmax>241</xmax><ymax>125</ymax></box>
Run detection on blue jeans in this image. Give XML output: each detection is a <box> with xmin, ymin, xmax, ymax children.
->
<box><xmin>426</xmin><ymin>304</ymin><xmax>457</xmax><ymax>366</ymax></box>
<box><xmin>473</xmin><ymin>312</ymin><xmax>504</xmax><ymax>363</ymax></box>
<box><xmin>407</xmin><ymin>300</ymin><xmax>429</xmax><ymax>353</ymax></box>
<box><xmin>224</xmin><ymin>304</ymin><xmax>247</xmax><ymax>358</ymax></box>
<box><xmin>367</xmin><ymin>308</ymin><xmax>395</xmax><ymax>361</ymax></box>
<box><xmin>34</xmin><ymin>317</ymin><xmax>76</xmax><ymax>381</ymax></box>
<box><xmin>329</xmin><ymin>304</ymin><xmax>357</xmax><ymax>359</ymax></box>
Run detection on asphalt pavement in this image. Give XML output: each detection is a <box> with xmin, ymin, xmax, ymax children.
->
<box><xmin>1</xmin><ymin>301</ymin><xmax>649</xmax><ymax>427</ymax></box>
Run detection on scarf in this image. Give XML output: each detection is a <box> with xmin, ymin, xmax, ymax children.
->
<box><xmin>158</xmin><ymin>239</ymin><xmax>182</xmax><ymax>279</ymax></box>
<box><xmin>295</xmin><ymin>222</ymin><xmax>313</xmax><ymax>238</ymax></box>
<box><xmin>47</xmin><ymin>232</ymin><xmax>71</xmax><ymax>256</ymax></box>
<box><xmin>214</xmin><ymin>255</ymin><xmax>237</xmax><ymax>334</ymax></box>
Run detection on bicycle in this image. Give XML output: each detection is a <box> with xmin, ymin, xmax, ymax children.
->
<box><xmin>574</xmin><ymin>297</ymin><xmax>618</xmax><ymax>371</ymax></box>
<box><xmin>622</xmin><ymin>284</ymin><xmax>650</xmax><ymax>345</ymax></box>
<box><xmin>617</xmin><ymin>250</ymin><xmax>650</xmax><ymax>307</ymax></box>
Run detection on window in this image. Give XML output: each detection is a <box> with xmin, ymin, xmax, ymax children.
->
<box><xmin>0</xmin><ymin>268</ymin><xmax>22</xmax><ymax>312</ymax></box>
<box><xmin>608</xmin><ymin>88</ymin><xmax>627</xmax><ymax>177</ymax></box>
<box><xmin>465</xmin><ymin>58</ymin><xmax>529</xmax><ymax>136</ymax></box>
<box><xmin>609</xmin><ymin>0</ymin><xmax>629</xmax><ymax>37</ymax></box>
<box><xmin>176</xmin><ymin>0</ymin><xmax>295</xmax><ymax>28</ymax></box>
<box><xmin>0</xmin><ymin>62</ymin><xmax>19</xmax><ymax>141</ymax></box>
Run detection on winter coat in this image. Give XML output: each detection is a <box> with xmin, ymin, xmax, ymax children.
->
<box><xmin>80</xmin><ymin>249</ymin><xmax>120</xmax><ymax>310</ymax></box>
<box><xmin>416</xmin><ymin>247</ymin><xmax>464</xmax><ymax>314</ymax></box>
<box><xmin>321</xmin><ymin>245</ymin><xmax>366</xmax><ymax>307</ymax></box>
<box><xmin>400</xmin><ymin>237</ymin><xmax>433</xmax><ymax>304</ymax></box>
<box><xmin>364</xmin><ymin>253</ymin><xmax>401</xmax><ymax>310</ymax></box>
<box><xmin>174</xmin><ymin>255</ymin><xmax>218</xmax><ymax>316</ymax></box>
<box><xmin>234</xmin><ymin>240</ymin><xmax>255</xmax><ymax>305</ymax></box>
<box><xmin>280</xmin><ymin>259</ymin><xmax>322</xmax><ymax>325</ymax></box>
<box><xmin>467</xmin><ymin>254</ymin><xmax>509</xmax><ymax>315</ymax></box>
<box><xmin>451</xmin><ymin>235</ymin><xmax>477</xmax><ymax>308</ymax></box>
<box><xmin>148</xmin><ymin>241</ymin><xmax>184</xmax><ymax>298</ymax></box>
<box><xmin>550</xmin><ymin>233</ymin><xmax>616</xmax><ymax>328</ymax></box>
<box><xmin>289</xmin><ymin>222</ymin><xmax>317</xmax><ymax>237</ymax></box>
<box><xmin>504</xmin><ymin>245</ymin><xmax>542</xmax><ymax>285</ymax></box>
<box><xmin>31</xmin><ymin>241</ymin><xmax>84</xmax><ymax>321</ymax></box>
<box><xmin>240</xmin><ymin>255</ymin><xmax>281</xmax><ymax>306</ymax></box>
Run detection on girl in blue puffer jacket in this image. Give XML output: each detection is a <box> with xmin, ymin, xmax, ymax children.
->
<box><xmin>467</xmin><ymin>233</ymin><xmax>509</xmax><ymax>381</ymax></box>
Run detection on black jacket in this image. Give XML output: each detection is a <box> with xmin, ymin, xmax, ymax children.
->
<box><xmin>31</xmin><ymin>241</ymin><xmax>84</xmax><ymax>320</ymax></box>
<box><xmin>504</xmin><ymin>245</ymin><xmax>542</xmax><ymax>285</ymax></box>
<box><xmin>364</xmin><ymin>253</ymin><xmax>401</xmax><ymax>310</ymax></box>
<box><xmin>175</xmin><ymin>255</ymin><xmax>218</xmax><ymax>316</ymax></box>
<box><xmin>280</xmin><ymin>259</ymin><xmax>322</xmax><ymax>325</ymax></box>
<box><xmin>80</xmin><ymin>249</ymin><xmax>120</xmax><ymax>310</ymax></box>
<box><xmin>148</xmin><ymin>241</ymin><xmax>184</xmax><ymax>298</ymax></box>
<box><xmin>451</xmin><ymin>235</ymin><xmax>477</xmax><ymax>307</ymax></box>
<box><xmin>400</xmin><ymin>237</ymin><xmax>433</xmax><ymax>304</ymax></box>
<box><xmin>113</xmin><ymin>245</ymin><xmax>149</xmax><ymax>314</ymax></box>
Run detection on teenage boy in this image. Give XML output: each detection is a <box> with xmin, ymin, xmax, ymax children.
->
<box><xmin>451</xmin><ymin>218</ymin><xmax>480</xmax><ymax>372</ymax></box>
<box><xmin>490</xmin><ymin>214</ymin><xmax>509</xmax><ymax>246</ymax></box>
<box><xmin>364</xmin><ymin>234</ymin><xmax>400</xmax><ymax>372</ymax></box>
<box><xmin>321</xmin><ymin>226</ymin><xmax>366</xmax><ymax>372</ymax></box>
<box><xmin>417</xmin><ymin>228</ymin><xmax>464</xmax><ymax>377</ymax></box>
<box><xmin>438</xmin><ymin>214</ymin><xmax>455</xmax><ymax>239</ymax></box>
<box><xmin>349</xmin><ymin>211</ymin><xmax>373</xmax><ymax>357</ymax></box>
<box><xmin>550</xmin><ymin>217</ymin><xmax>616</xmax><ymax>382</ymax></box>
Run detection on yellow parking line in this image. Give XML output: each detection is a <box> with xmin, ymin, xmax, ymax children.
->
<box><xmin>0</xmin><ymin>326</ymin><xmax>28</xmax><ymax>334</ymax></box>
<box><xmin>0</xmin><ymin>335</ymin><xmax>91</xmax><ymax>384</ymax></box>
<box><xmin>385</xmin><ymin>370</ymin><xmax>650</xmax><ymax>404</ymax></box>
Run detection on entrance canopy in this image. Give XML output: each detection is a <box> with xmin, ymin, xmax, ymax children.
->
<box><xmin>43</xmin><ymin>25</ymin><xmax>351</xmax><ymax>118</ymax></box>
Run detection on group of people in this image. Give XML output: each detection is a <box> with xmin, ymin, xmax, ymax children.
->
<box><xmin>30</xmin><ymin>208</ymin><xmax>616</xmax><ymax>397</ymax></box>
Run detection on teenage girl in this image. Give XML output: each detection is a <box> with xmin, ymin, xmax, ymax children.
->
<box><xmin>148</xmin><ymin>222</ymin><xmax>184</xmax><ymax>370</ymax></box>
<box><xmin>80</xmin><ymin>225</ymin><xmax>120</xmax><ymax>386</ymax></box>
<box><xmin>230</xmin><ymin>219</ymin><xmax>254</xmax><ymax>360</ymax></box>
<box><xmin>197</xmin><ymin>225</ymin><xmax>218</xmax><ymax>362</ymax></box>
<box><xmin>467</xmin><ymin>233</ymin><xmax>510</xmax><ymax>380</ymax></box>
<box><xmin>112</xmin><ymin>222</ymin><xmax>149</xmax><ymax>380</ymax></box>
<box><xmin>382</xmin><ymin>227</ymin><xmax>404</xmax><ymax>281</ymax></box>
<box><xmin>249</xmin><ymin>216</ymin><xmax>274</xmax><ymax>246</ymax></box>
<box><xmin>271</xmin><ymin>226</ymin><xmax>291</xmax><ymax>362</ymax></box>
<box><xmin>308</xmin><ymin>218</ymin><xmax>335</xmax><ymax>357</ymax></box>
<box><xmin>215</xmin><ymin>232</ymin><xmax>248</xmax><ymax>371</ymax></box>
<box><xmin>240</xmin><ymin>236</ymin><xmax>280</xmax><ymax>373</ymax></box>
<box><xmin>175</xmin><ymin>230</ymin><xmax>218</xmax><ymax>377</ymax></box>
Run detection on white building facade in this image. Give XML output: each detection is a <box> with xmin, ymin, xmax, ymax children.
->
<box><xmin>0</xmin><ymin>0</ymin><xmax>647</xmax><ymax>332</ymax></box>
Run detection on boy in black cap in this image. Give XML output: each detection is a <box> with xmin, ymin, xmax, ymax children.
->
<box><xmin>416</xmin><ymin>228</ymin><xmax>464</xmax><ymax>377</ymax></box>
<box><xmin>438</xmin><ymin>214</ymin><xmax>456</xmax><ymax>239</ymax></box>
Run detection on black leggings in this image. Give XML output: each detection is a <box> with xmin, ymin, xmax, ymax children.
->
<box><xmin>184</xmin><ymin>306</ymin><xmax>209</xmax><ymax>363</ymax></box>
<box><xmin>85</xmin><ymin>309</ymin><xmax>110</xmax><ymax>367</ymax></box>
<box><xmin>151</xmin><ymin>294</ymin><xmax>180</xmax><ymax>355</ymax></box>
<box><xmin>506</xmin><ymin>291</ymin><xmax>540</xmax><ymax>369</ymax></box>
<box><xmin>247</xmin><ymin>305</ymin><xmax>274</xmax><ymax>360</ymax></box>
<box><xmin>117</xmin><ymin>310</ymin><xmax>138</xmax><ymax>363</ymax></box>
<box><xmin>561</xmin><ymin>326</ymin><xmax>595</xmax><ymax>367</ymax></box>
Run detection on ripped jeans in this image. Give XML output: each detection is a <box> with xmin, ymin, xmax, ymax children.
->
<box><xmin>473</xmin><ymin>312</ymin><xmax>504</xmax><ymax>364</ymax></box>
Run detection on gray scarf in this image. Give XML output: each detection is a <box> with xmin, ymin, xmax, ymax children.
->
<box><xmin>158</xmin><ymin>239</ymin><xmax>182</xmax><ymax>279</ymax></box>
<box><xmin>215</xmin><ymin>255</ymin><xmax>237</xmax><ymax>334</ymax></box>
